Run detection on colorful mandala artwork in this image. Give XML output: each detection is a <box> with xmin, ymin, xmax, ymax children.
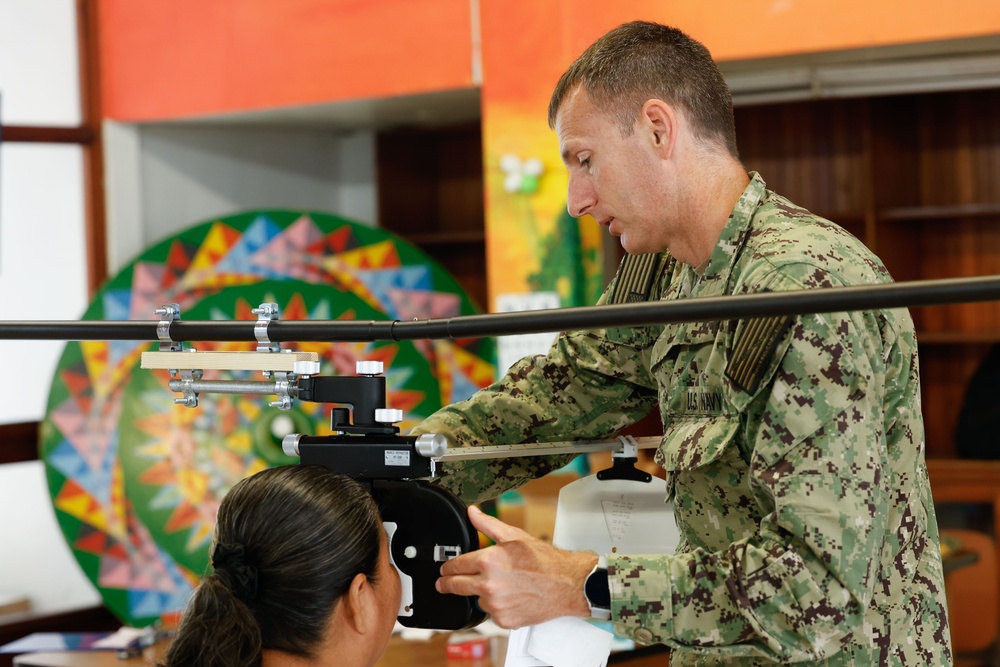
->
<box><xmin>40</xmin><ymin>211</ymin><xmax>496</xmax><ymax>626</ymax></box>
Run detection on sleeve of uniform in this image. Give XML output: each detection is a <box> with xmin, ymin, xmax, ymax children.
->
<box><xmin>608</xmin><ymin>278</ymin><xmax>891</xmax><ymax>662</ymax></box>
<box><xmin>412</xmin><ymin>325</ymin><xmax>658</xmax><ymax>504</ymax></box>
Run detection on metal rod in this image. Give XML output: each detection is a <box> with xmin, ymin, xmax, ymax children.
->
<box><xmin>439</xmin><ymin>436</ymin><xmax>662</xmax><ymax>461</ymax></box>
<box><xmin>0</xmin><ymin>320</ymin><xmax>160</xmax><ymax>340</ymax></box>
<box><xmin>167</xmin><ymin>379</ymin><xmax>294</xmax><ymax>396</ymax></box>
<box><xmin>2</xmin><ymin>274</ymin><xmax>1000</xmax><ymax>343</ymax></box>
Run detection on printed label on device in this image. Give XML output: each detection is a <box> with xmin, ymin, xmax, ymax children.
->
<box><xmin>385</xmin><ymin>450</ymin><xmax>411</xmax><ymax>466</ymax></box>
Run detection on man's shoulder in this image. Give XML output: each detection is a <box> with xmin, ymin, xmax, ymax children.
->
<box><xmin>734</xmin><ymin>189</ymin><xmax>917</xmax><ymax>345</ymax></box>
<box><xmin>741</xmin><ymin>190</ymin><xmax>890</xmax><ymax>289</ymax></box>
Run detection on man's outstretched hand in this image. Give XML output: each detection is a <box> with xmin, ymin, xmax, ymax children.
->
<box><xmin>435</xmin><ymin>505</ymin><xmax>599</xmax><ymax>629</ymax></box>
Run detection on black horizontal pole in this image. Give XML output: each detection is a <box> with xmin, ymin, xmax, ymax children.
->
<box><xmin>2</xmin><ymin>275</ymin><xmax>1000</xmax><ymax>343</ymax></box>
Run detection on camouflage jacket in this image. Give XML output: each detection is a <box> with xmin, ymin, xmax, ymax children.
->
<box><xmin>413</xmin><ymin>173</ymin><xmax>952</xmax><ymax>665</ymax></box>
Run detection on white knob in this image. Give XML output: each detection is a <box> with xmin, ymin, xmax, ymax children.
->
<box><xmin>356</xmin><ymin>360</ymin><xmax>384</xmax><ymax>376</ymax></box>
<box><xmin>403</xmin><ymin>546</ymin><xmax>417</xmax><ymax>559</ymax></box>
<box><xmin>293</xmin><ymin>360</ymin><xmax>321</xmax><ymax>375</ymax></box>
<box><xmin>375</xmin><ymin>408</ymin><xmax>403</xmax><ymax>424</ymax></box>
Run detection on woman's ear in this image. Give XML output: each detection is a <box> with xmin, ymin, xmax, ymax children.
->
<box><xmin>641</xmin><ymin>98</ymin><xmax>677</xmax><ymax>159</ymax></box>
<box><xmin>342</xmin><ymin>572</ymin><xmax>371</xmax><ymax>635</ymax></box>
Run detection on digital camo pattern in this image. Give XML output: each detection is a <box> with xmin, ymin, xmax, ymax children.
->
<box><xmin>413</xmin><ymin>173</ymin><xmax>951</xmax><ymax>665</ymax></box>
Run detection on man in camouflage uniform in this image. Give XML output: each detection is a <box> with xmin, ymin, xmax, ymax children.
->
<box><xmin>420</xmin><ymin>21</ymin><xmax>951</xmax><ymax>665</ymax></box>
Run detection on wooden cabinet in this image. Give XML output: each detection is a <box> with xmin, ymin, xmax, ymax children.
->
<box><xmin>735</xmin><ymin>89</ymin><xmax>1000</xmax><ymax>459</ymax></box>
<box><xmin>375</xmin><ymin>122</ymin><xmax>488</xmax><ymax>311</ymax></box>
<box><xmin>736</xmin><ymin>98</ymin><xmax>871</xmax><ymax>241</ymax></box>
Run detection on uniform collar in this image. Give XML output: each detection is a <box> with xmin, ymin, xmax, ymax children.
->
<box><xmin>679</xmin><ymin>171</ymin><xmax>765</xmax><ymax>298</ymax></box>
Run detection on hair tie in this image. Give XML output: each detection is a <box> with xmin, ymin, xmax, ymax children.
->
<box><xmin>212</xmin><ymin>543</ymin><xmax>259</xmax><ymax>601</ymax></box>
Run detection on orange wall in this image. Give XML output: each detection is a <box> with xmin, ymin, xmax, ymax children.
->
<box><xmin>537</xmin><ymin>0</ymin><xmax>1000</xmax><ymax>67</ymax></box>
<box><xmin>98</xmin><ymin>0</ymin><xmax>476</xmax><ymax>121</ymax></box>
<box><xmin>99</xmin><ymin>0</ymin><xmax>1000</xmax><ymax>123</ymax></box>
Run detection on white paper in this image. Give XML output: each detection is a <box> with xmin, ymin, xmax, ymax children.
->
<box><xmin>91</xmin><ymin>626</ymin><xmax>146</xmax><ymax>649</ymax></box>
<box><xmin>505</xmin><ymin>626</ymin><xmax>549</xmax><ymax>667</ymax></box>
<box><xmin>505</xmin><ymin>618</ymin><xmax>613</xmax><ymax>667</ymax></box>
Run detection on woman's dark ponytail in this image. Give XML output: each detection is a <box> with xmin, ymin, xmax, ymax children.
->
<box><xmin>163</xmin><ymin>574</ymin><xmax>262</xmax><ymax>667</ymax></box>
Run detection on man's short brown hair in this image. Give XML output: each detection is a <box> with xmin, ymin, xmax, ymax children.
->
<box><xmin>548</xmin><ymin>21</ymin><xmax>738</xmax><ymax>157</ymax></box>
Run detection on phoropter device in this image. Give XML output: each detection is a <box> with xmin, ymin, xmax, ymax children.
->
<box><xmin>140</xmin><ymin>303</ymin><xmax>663</xmax><ymax>630</ymax></box>
<box><xmin>142</xmin><ymin>307</ymin><xmax>485</xmax><ymax>630</ymax></box>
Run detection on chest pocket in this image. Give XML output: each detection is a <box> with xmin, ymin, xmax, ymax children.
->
<box><xmin>657</xmin><ymin>415</ymin><xmax>744</xmax><ymax>505</ymax></box>
<box><xmin>651</xmin><ymin>320</ymin><xmax>747</xmax><ymax>504</ymax></box>
<box><xmin>651</xmin><ymin>319</ymin><xmax>731</xmax><ymax>416</ymax></box>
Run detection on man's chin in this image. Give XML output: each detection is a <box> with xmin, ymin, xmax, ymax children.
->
<box><xmin>617</xmin><ymin>230</ymin><xmax>667</xmax><ymax>256</ymax></box>
<box><xmin>618</xmin><ymin>234</ymin><xmax>648</xmax><ymax>256</ymax></box>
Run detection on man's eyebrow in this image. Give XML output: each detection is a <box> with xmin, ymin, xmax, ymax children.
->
<box><xmin>559</xmin><ymin>142</ymin><xmax>580</xmax><ymax>164</ymax></box>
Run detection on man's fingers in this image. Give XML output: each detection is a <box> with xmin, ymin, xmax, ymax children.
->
<box><xmin>436</xmin><ymin>572</ymin><xmax>483</xmax><ymax>597</ymax></box>
<box><xmin>468</xmin><ymin>504</ymin><xmax>529</xmax><ymax>544</ymax></box>
<box><xmin>439</xmin><ymin>550</ymin><xmax>483</xmax><ymax>576</ymax></box>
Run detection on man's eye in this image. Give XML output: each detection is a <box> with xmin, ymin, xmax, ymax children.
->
<box><xmin>580</xmin><ymin>158</ymin><xmax>591</xmax><ymax>169</ymax></box>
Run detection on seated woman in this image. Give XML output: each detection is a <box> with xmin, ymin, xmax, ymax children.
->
<box><xmin>162</xmin><ymin>464</ymin><xmax>401</xmax><ymax>667</ymax></box>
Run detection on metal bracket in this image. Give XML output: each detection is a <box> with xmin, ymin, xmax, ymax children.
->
<box><xmin>173</xmin><ymin>368</ymin><xmax>203</xmax><ymax>408</ymax></box>
<box><xmin>153</xmin><ymin>305</ymin><xmax>201</xmax><ymax>406</ymax></box>
<box><xmin>269</xmin><ymin>370</ymin><xmax>293</xmax><ymax>410</ymax></box>
<box><xmin>259</xmin><ymin>304</ymin><xmax>305</xmax><ymax>410</ymax></box>
<box><xmin>142</xmin><ymin>349</ymin><xmax>321</xmax><ymax>411</ymax></box>
<box><xmin>154</xmin><ymin>304</ymin><xmax>182</xmax><ymax>352</ymax></box>
<box><xmin>253</xmin><ymin>303</ymin><xmax>281</xmax><ymax>354</ymax></box>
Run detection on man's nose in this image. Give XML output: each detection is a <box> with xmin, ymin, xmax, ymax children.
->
<box><xmin>567</xmin><ymin>174</ymin><xmax>594</xmax><ymax>218</ymax></box>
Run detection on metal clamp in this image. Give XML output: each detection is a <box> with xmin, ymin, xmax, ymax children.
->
<box><xmin>173</xmin><ymin>368</ymin><xmax>203</xmax><ymax>408</ymax></box>
<box><xmin>267</xmin><ymin>353</ymin><xmax>319</xmax><ymax>411</ymax></box>
<box><xmin>269</xmin><ymin>371</ymin><xmax>293</xmax><ymax>410</ymax></box>
<box><xmin>252</xmin><ymin>303</ymin><xmax>281</xmax><ymax>354</ymax></box>
<box><xmin>154</xmin><ymin>304</ymin><xmax>182</xmax><ymax>352</ymax></box>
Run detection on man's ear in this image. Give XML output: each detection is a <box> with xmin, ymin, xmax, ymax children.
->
<box><xmin>342</xmin><ymin>572</ymin><xmax>370</xmax><ymax>635</ymax></box>
<box><xmin>640</xmin><ymin>99</ymin><xmax>677</xmax><ymax>159</ymax></box>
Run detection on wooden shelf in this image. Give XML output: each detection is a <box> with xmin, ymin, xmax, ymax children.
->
<box><xmin>917</xmin><ymin>330</ymin><xmax>1000</xmax><ymax>345</ymax></box>
<box><xmin>928</xmin><ymin>458</ymin><xmax>1000</xmax><ymax>489</ymax></box>
<box><xmin>811</xmin><ymin>211</ymin><xmax>868</xmax><ymax>226</ymax></box>
<box><xmin>376</xmin><ymin>122</ymin><xmax>487</xmax><ymax>309</ymax></box>
<box><xmin>398</xmin><ymin>229</ymin><xmax>485</xmax><ymax>246</ymax></box>
<box><xmin>879</xmin><ymin>202</ymin><xmax>1000</xmax><ymax>222</ymax></box>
